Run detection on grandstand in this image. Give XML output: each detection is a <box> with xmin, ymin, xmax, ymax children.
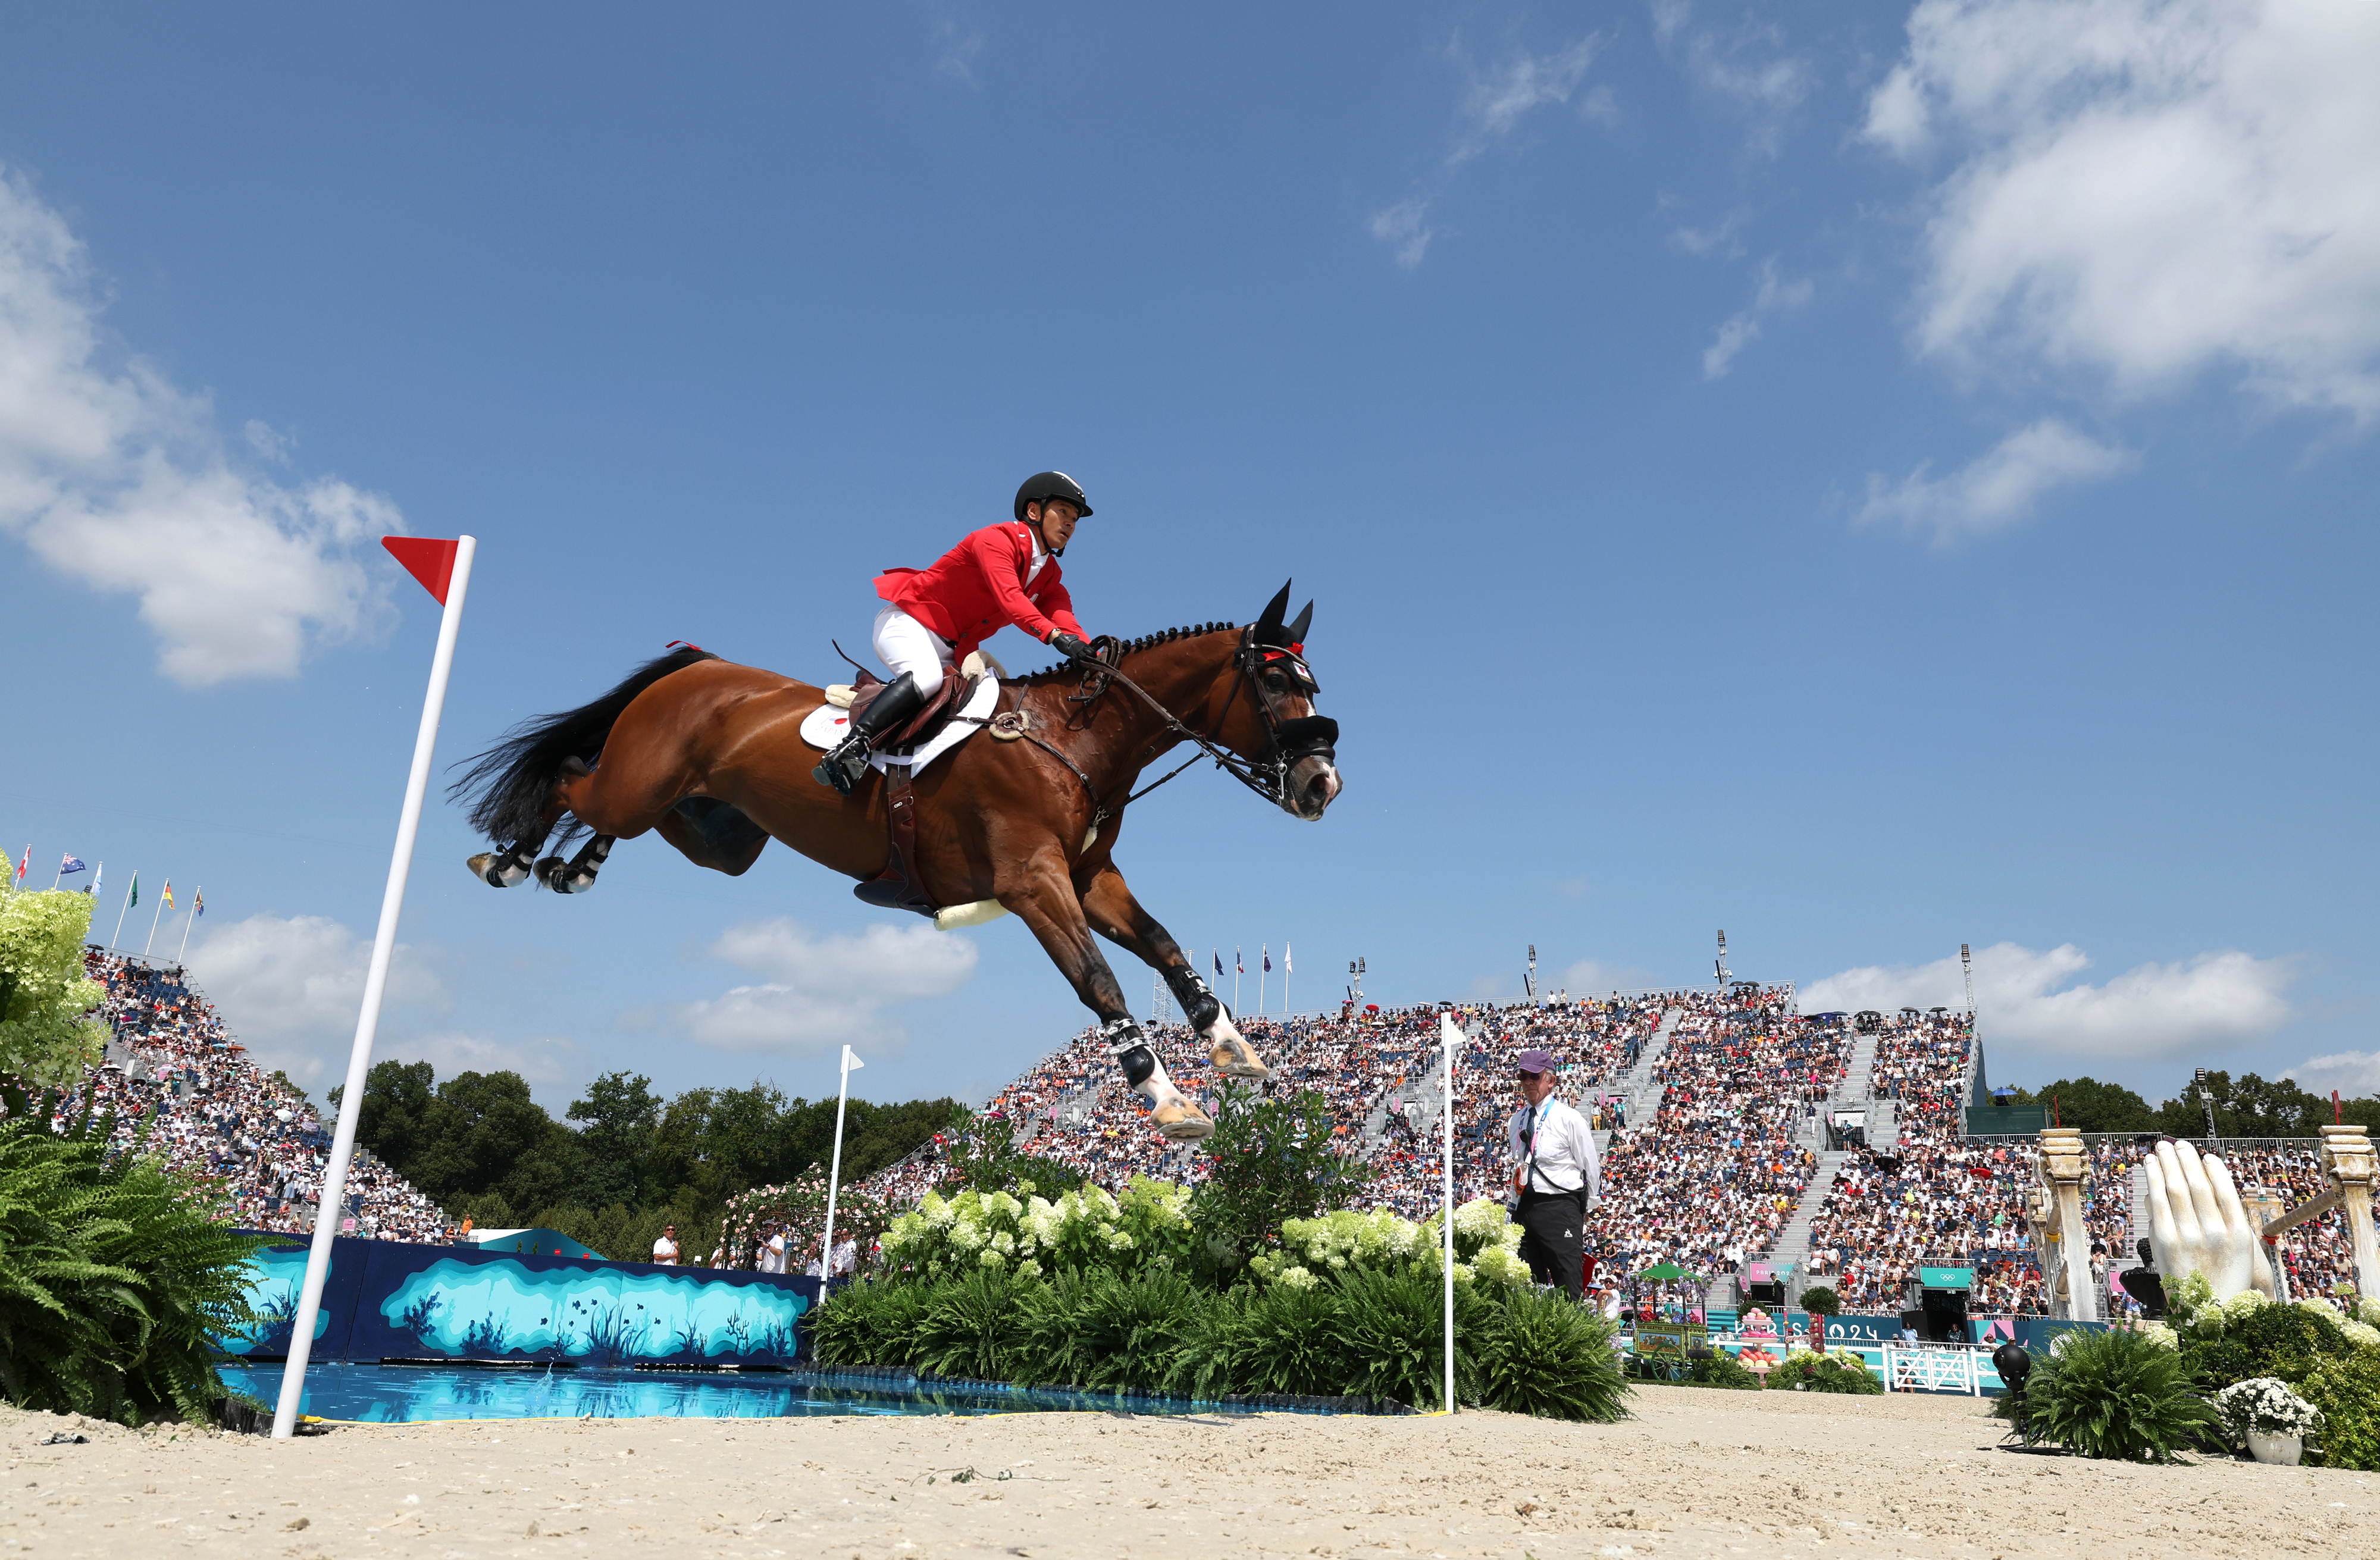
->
<box><xmin>74</xmin><ymin>947</ymin><xmax>454</xmax><ymax>1242</ymax></box>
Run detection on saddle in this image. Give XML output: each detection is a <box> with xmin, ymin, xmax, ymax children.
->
<box><xmin>838</xmin><ymin>662</ymin><xmax>980</xmax><ymax>753</ymax></box>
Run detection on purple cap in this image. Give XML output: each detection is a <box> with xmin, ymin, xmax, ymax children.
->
<box><xmin>1517</xmin><ymin>1048</ymin><xmax>1556</xmax><ymax>1074</ymax></box>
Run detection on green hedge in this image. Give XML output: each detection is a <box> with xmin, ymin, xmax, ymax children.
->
<box><xmin>809</xmin><ymin>1265</ymin><xmax>1630</xmax><ymax>1420</ymax></box>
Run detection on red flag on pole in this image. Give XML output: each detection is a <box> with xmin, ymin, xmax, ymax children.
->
<box><xmin>383</xmin><ymin>537</ymin><xmax>463</xmax><ymax>604</ymax></box>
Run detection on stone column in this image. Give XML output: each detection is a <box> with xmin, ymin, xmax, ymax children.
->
<box><xmin>2038</xmin><ymin>1127</ymin><xmax>2097</xmax><ymax>1322</ymax></box>
<box><xmin>2320</xmin><ymin>1124</ymin><xmax>2378</xmax><ymax>1302</ymax></box>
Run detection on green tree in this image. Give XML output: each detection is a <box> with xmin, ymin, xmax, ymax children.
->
<box><xmin>565</xmin><ymin>1070</ymin><xmax>660</xmax><ymax>1207</ymax></box>
<box><xmin>350</xmin><ymin>1058</ymin><xmax>438</xmax><ymax>1176</ymax></box>
<box><xmin>412</xmin><ymin>1070</ymin><xmax>584</xmax><ymax>1210</ymax></box>
<box><xmin>2028</xmin><ymin>1077</ymin><xmax>2159</xmax><ymax>1134</ymax></box>
<box><xmin>0</xmin><ymin>884</ymin><xmax>107</xmax><ymax>1092</ymax></box>
<box><xmin>2153</xmin><ymin>1070</ymin><xmax>2346</xmax><ymax>1138</ymax></box>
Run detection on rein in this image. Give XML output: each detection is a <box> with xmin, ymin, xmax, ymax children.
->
<box><xmin>990</xmin><ymin>634</ymin><xmax>1307</xmax><ymax>837</ymax></box>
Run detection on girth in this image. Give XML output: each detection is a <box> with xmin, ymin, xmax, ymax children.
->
<box><xmin>852</xmin><ymin>762</ymin><xmax>940</xmax><ymax>918</ymax></box>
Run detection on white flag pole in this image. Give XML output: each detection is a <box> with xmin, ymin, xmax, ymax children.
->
<box><xmin>1439</xmin><ymin>1012</ymin><xmax>1459</xmax><ymax>1415</ymax></box>
<box><xmin>176</xmin><ymin>887</ymin><xmax>200</xmax><ymax>964</ymax></box>
<box><xmin>109</xmin><ymin>871</ymin><xmax>136</xmax><ymax>951</ymax></box>
<box><xmin>821</xmin><ymin>1044</ymin><xmax>863</xmax><ymax>1290</ymax></box>
<box><xmin>1259</xmin><ymin>945</ymin><xmax>1266</xmax><ymax>1016</ymax></box>
<box><xmin>142</xmin><ymin>884</ymin><xmax>169</xmax><ymax>956</ymax></box>
<box><xmin>273</xmin><ymin>535</ymin><xmax>475</xmax><ymax>1439</ymax></box>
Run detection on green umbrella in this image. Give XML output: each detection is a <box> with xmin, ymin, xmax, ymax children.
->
<box><xmin>1640</xmin><ymin>1262</ymin><xmax>1688</xmax><ymax>1280</ymax></box>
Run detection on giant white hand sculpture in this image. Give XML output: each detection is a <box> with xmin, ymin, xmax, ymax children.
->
<box><xmin>2144</xmin><ymin>1139</ymin><xmax>2273</xmax><ymax>1301</ymax></box>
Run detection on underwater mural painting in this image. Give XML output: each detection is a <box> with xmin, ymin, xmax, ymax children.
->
<box><xmin>217</xmin><ymin>1235</ymin><xmax>820</xmax><ymax>1365</ymax></box>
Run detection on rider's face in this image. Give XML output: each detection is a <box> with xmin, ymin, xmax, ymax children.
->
<box><xmin>1031</xmin><ymin>499</ymin><xmax>1081</xmax><ymax>552</ymax></box>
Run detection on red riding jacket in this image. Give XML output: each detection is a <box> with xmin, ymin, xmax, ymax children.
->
<box><xmin>875</xmin><ymin>522</ymin><xmax>1089</xmax><ymax>661</ymax></box>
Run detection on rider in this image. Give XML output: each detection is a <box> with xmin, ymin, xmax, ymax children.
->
<box><xmin>813</xmin><ymin>471</ymin><xmax>1103</xmax><ymax>794</ymax></box>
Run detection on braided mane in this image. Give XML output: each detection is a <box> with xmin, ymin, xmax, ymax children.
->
<box><xmin>1014</xmin><ymin>621</ymin><xmax>1237</xmax><ymax>685</ymax></box>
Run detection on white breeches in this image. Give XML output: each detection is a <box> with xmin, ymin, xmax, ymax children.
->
<box><xmin>872</xmin><ymin>606</ymin><xmax>948</xmax><ymax>698</ymax></box>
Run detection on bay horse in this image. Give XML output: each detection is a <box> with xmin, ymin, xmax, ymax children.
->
<box><xmin>449</xmin><ymin>582</ymin><xmax>1342</xmax><ymax>1141</ymax></box>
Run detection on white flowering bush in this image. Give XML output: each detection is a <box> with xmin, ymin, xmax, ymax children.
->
<box><xmin>878</xmin><ymin>1175</ymin><xmax>1196</xmax><ymax>1282</ymax></box>
<box><xmin>2133</xmin><ymin>1320</ymin><xmax>2181</xmax><ymax>1351</ymax></box>
<box><xmin>2354</xmin><ymin>1295</ymin><xmax>2380</xmax><ymax>1330</ymax></box>
<box><xmin>1246</xmin><ymin>1199</ymin><xmax>1531</xmax><ymax>1293</ymax></box>
<box><xmin>2217</xmin><ymin>1377</ymin><xmax>2323</xmax><ymax>1439</ymax></box>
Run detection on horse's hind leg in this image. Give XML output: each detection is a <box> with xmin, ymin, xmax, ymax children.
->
<box><xmin>535</xmin><ymin>834</ymin><xmax>613</xmax><ymax>894</ymax></box>
<box><xmin>466</xmin><ymin>838</ymin><xmax>544</xmax><ymax>887</ymax></box>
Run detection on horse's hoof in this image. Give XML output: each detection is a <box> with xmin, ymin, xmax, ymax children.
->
<box><xmin>1210</xmin><ymin>1036</ymin><xmax>1272</xmax><ymax>1080</ymax></box>
<box><xmin>1152</xmin><ymin>1097</ymin><xmax>1214</xmax><ymax>1142</ymax></box>
<box><xmin>468</xmin><ymin>851</ymin><xmax>531</xmax><ymax>888</ymax></box>
<box><xmin>533</xmin><ymin>856</ymin><xmax>583</xmax><ymax>892</ymax></box>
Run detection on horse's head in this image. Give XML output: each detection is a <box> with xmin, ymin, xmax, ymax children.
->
<box><xmin>1223</xmin><ymin>581</ymin><xmax>1342</xmax><ymax>821</ymax></box>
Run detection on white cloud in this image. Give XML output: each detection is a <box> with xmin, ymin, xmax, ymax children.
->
<box><xmin>1369</xmin><ymin>200</ymin><xmax>1435</xmax><ymax>270</ymax></box>
<box><xmin>183</xmin><ymin>913</ymin><xmax>444</xmax><ymax>1085</ymax></box>
<box><xmin>1865</xmin><ymin>0</ymin><xmax>2380</xmax><ymax>418</ymax></box>
<box><xmin>655</xmin><ymin>917</ymin><xmax>981</xmax><ymax>1056</ymax></box>
<box><xmin>393</xmin><ymin>1029</ymin><xmax>578</xmax><ymax>1087</ymax></box>
<box><xmin>1452</xmin><ymin>36</ymin><xmax>1606</xmax><ymax>162</ymax></box>
<box><xmin>1702</xmin><ymin>259</ymin><xmax>1812</xmax><ymax>379</ymax></box>
<box><xmin>1856</xmin><ymin>418</ymin><xmax>2135</xmax><ymax>540</ymax></box>
<box><xmin>1371</xmin><ymin>33</ymin><xmax>1608</xmax><ymax>268</ymax></box>
<box><xmin>929</xmin><ymin>8</ymin><xmax>985</xmax><ymax>86</ymax></box>
<box><xmin>0</xmin><ymin>166</ymin><xmax>403</xmax><ymax>685</ymax></box>
<box><xmin>1653</xmin><ymin>0</ymin><xmax>1813</xmax><ymax>152</ymax></box>
<box><xmin>1799</xmin><ymin>939</ymin><xmax>2296</xmax><ymax>1061</ymax></box>
<box><xmin>2288</xmin><ymin>1050</ymin><xmax>2380</xmax><ymax>1100</ymax></box>
<box><xmin>1558</xmin><ymin>957</ymin><xmax>1664</xmax><ymax>997</ymax></box>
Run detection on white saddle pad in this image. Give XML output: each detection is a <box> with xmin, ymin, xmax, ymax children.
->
<box><xmin>796</xmin><ymin>674</ymin><xmax>1001</xmax><ymax>776</ymax></box>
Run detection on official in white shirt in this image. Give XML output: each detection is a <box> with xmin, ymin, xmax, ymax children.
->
<box><xmin>1507</xmin><ymin>1047</ymin><xmax>1598</xmax><ymax>1298</ymax></box>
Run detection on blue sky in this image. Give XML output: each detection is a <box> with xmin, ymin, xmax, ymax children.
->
<box><xmin>3</xmin><ymin>2</ymin><xmax>2374</xmax><ymax>1113</ymax></box>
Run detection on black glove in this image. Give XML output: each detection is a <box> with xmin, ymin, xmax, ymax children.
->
<box><xmin>1050</xmin><ymin>632</ymin><xmax>1096</xmax><ymax>663</ymax></box>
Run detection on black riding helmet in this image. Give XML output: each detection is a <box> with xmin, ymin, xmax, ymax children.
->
<box><xmin>1014</xmin><ymin>471</ymin><xmax>1092</xmax><ymax>524</ymax></box>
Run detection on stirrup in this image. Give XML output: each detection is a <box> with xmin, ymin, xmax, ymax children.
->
<box><xmin>812</xmin><ymin>739</ymin><xmax>868</xmax><ymax>795</ymax></box>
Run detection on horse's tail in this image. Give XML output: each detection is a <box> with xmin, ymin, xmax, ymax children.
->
<box><xmin>448</xmin><ymin>646</ymin><xmax>721</xmax><ymax>843</ymax></box>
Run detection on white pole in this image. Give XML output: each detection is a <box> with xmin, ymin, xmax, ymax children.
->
<box><xmin>1439</xmin><ymin>1011</ymin><xmax>1459</xmax><ymax>1414</ymax></box>
<box><xmin>109</xmin><ymin>870</ymin><xmax>136</xmax><ymax>951</ymax></box>
<box><xmin>1259</xmin><ymin>947</ymin><xmax>1267</xmax><ymax>1016</ymax></box>
<box><xmin>176</xmin><ymin>888</ymin><xmax>200</xmax><ymax>964</ymax></box>
<box><xmin>142</xmin><ymin>884</ymin><xmax>168</xmax><ymax>956</ymax></box>
<box><xmin>273</xmin><ymin>535</ymin><xmax>474</xmax><ymax>1439</ymax></box>
<box><xmin>51</xmin><ymin>856</ymin><xmax>62</xmax><ymax>891</ymax></box>
<box><xmin>821</xmin><ymin>1044</ymin><xmax>861</xmax><ymax>1290</ymax></box>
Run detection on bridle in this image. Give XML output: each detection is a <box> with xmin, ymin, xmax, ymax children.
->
<box><xmin>1000</xmin><ymin>627</ymin><xmax>1339</xmax><ymax>836</ymax></box>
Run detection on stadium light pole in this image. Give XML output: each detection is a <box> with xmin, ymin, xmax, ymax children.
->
<box><xmin>1439</xmin><ymin>1011</ymin><xmax>1460</xmax><ymax>1415</ymax></box>
<box><xmin>273</xmin><ymin>535</ymin><xmax>475</xmax><ymax>1440</ymax></box>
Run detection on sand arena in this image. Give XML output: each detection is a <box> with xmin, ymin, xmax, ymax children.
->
<box><xmin>8</xmin><ymin>1383</ymin><xmax>2375</xmax><ymax>1559</ymax></box>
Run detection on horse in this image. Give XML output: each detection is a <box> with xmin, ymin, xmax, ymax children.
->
<box><xmin>448</xmin><ymin>582</ymin><xmax>1342</xmax><ymax>1142</ymax></box>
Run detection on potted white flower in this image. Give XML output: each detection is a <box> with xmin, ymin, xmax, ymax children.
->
<box><xmin>2215</xmin><ymin>1377</ymin><xmax>2323</xmax><ymax>1466</ymax></box>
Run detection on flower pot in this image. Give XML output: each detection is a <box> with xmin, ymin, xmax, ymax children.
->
<box><xmin>2247</xmin><ymin>1431</ymin><xmax>2303</xmax><ymax>1467</ymax></box>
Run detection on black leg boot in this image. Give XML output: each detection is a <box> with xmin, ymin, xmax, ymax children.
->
<box><xmin>813</xmin><ymin>672</ymin><xmax>928</xmax><ymax>795</ymax></box>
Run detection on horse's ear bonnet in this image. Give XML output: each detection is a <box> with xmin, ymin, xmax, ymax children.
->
<box><xmin>1253</xmin><ymin>581</ymin><xmax>1294</xmax><ymax>649</ymax></box>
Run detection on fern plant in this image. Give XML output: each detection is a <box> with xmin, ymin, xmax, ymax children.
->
<box><xmin>0</xmin><ymin>1111</ymin><xmax>263</xmax><ymax>1424</ymax></box>
<box><xmin>1473</xmin><ymin>1285</ymin><xmax>1633</xmax><ymax>1419</ymax></box>
<box><xmin>1995</xmin><ymin>1325</ymin><xmax>2218</xmax><ymax>1462</ymax></box>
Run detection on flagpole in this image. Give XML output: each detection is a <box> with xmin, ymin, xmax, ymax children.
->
<box><xmin>1233</xmin><ymin>950</ymin><xmax>1241</xmax><ymax>1016</ymax></box>
<box><xmin>51</xmin><ymin>857</ymin><xmax>62</xmax><ymax>891</ymax></box>
<box><xmin>1439</xmin><ymin>1012</ymin><xmax>1458</xmax><ymax>1415</ymax></box>
<box><xmin>176</xmin><ymin>888</ymin><xmax>200</xmax><ymax>964</ymax></box>
<box><xmin>1285</xmin><ymin>944</ymin><xmax>1291</xmax><ymax>1017</ymax></box>
<box><xmin>142</xmin><ymin>885</ymin><xmax>168</xmax><ymax>957</ymax></box>
<box><xmin>1259</xmin><ymin>946</ymin><xmax>1267</xmax><ymax>1016</ymax></box>
<box><xmin>274</xmin><ymin>534</ymin><xmax>475</xmax><ymax>1440</ymax></box>
<box><xmin>109</xmin><ymin>872</ymin><xmax>136</xmax><ymax>951</ymax></box>
<box><xmin>821</xmin><ymin>1044</ymin><xmax>860</xmax><ymax>1292</ymax></box>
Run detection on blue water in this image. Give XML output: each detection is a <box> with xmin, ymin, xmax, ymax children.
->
<box><xmin>217</xmin><ymin>1361</ymin><xmax>1235</xmax><ymax>1423</ymax></box>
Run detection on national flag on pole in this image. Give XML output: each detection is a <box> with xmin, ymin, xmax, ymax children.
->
<box><xmin>127</xmin><ymin>873</ymin><xmax>140</xmax><ymax>909</ymax></box>
<box><xmin>91</xmin><ymin>862</ymin><xmax>103</xmax><ymax>895</ymax></box>
<box><xmin>162</xmin><ymin>881</ymin><xmax>174</xmax><ymax>909</ymax></box>
<box><xmin>1236</xmin><ymin>947</ymin><xmax>1244</xmax><ymax>974</ymax></box>
<box><xmin>58</xmin><ymin>855</ymin><xmax>86</xmax><ymax>877</ymax></box>
<box><xmin>1263</xmin><ymin>944</ymin><xmax>1272</xmax><ymax>973</ymax></box>
<box><xmin>12</xmin><ymin>845</ymin><xmax>25</xmax><ymax>884</ymax></box>
<box><xmin>1213</xmin><ymin>951</ymin><xmax>1223</xmax><ymax>979</ymax></box>
<box><xmin>1285</xmin><ymin>943</ymin><xmax>1292</xmax><ymax>974</ymax></box>
<box><xmin>193</xmin><ymin>889</ymin><xmax>205</xmax><ymax>917</ymax></box>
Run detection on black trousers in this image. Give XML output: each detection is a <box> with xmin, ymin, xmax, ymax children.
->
<box><xmin>1514</xmin><ymin>1186</ymin><xmax>1585</xmax><ymax>1299</ymax></box>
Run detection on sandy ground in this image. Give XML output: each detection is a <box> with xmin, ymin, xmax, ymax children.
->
<box><xmin>4</xmin><ymin>1386</ymin><xmax>2375</xmax><ymax>1560</ymax></box>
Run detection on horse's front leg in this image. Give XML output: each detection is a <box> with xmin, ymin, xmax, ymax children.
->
<box><xmin>1081</xmin><ymin>862</ymin><xmax>1270</xmax><ymax>1081</ymax></box>
<box><xmin>996</xmin><ymin>848</ymin><xmax>1214</xmax><ymax>1142</ymax></box>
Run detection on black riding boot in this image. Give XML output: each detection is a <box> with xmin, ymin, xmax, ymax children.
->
<box><xmin>812</xmin><ymin>672</ymin><xmax>928</xmax><ymax>795</ymax></box>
